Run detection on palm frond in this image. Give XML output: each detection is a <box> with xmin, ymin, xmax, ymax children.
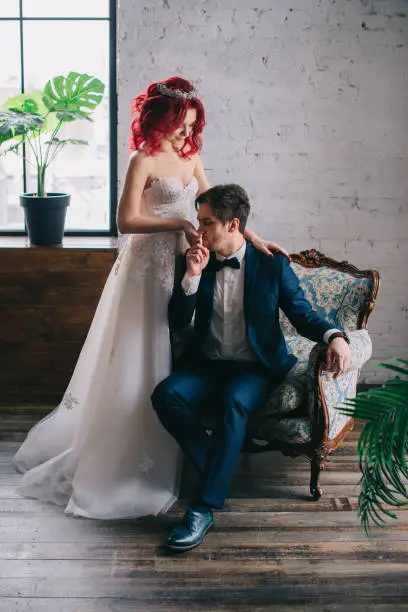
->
<box><xmin>337</xmin><ymin>360</ymin><xmax>408</xmax><ymax>534</ymax></box>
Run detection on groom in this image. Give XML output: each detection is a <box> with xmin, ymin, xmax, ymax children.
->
<box><xmin>151</xmin><ymin>184</ymin><xmax>350</xmax><ymax>552</ymax></box>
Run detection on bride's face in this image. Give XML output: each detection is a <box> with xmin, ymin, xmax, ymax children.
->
<box><xmin>164</xmin><ymin>108</ymin><xmax>197</xmax><ymax>150</ymax></box>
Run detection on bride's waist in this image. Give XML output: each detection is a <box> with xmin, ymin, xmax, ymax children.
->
<box><xmin>151</xmin><ymin>210</ymin><xmax>188</xmax><ymax>220</ymax></box>
<box><xmin>127</xmin><ymin>230</ymin><xmax>186</xmax><ymax>252</ymax></box>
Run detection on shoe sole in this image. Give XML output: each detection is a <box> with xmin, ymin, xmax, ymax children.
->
<box><xmin>166</xmin><ymin>521</ymin><xmax>214</xmax><ymax>551</ymax></box>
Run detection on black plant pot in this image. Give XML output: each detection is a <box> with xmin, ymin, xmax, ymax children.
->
<box><xmin>20</xmin><ymin>193</ymin><xmax>70</xmax><ymax>246</ymax></box>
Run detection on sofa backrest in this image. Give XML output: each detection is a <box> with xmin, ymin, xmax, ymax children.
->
<box><xmin>280</xmin><ymin>262</ymin><xmax>375</xmax><ymax>338</ymax></box>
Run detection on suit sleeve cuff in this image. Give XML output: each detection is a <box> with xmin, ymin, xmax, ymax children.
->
<box><xmin>323</xmin><ymin>328</ymin><xmax>342</xmax><ymax>344</ymax></box>
<box><xmin>181</xmin><ymin>272</ymin><xmax>201</xmax><ymax>295</ymax></box>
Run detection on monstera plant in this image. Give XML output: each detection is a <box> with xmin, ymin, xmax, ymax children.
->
<box><xmin>338</xmin><ymin>359</ymin><xmax>408</xmax><ymax>534</ymax></box>
<box><xmin>0</xmin><ymin>72</ymin><xmax>105</xmax><ymax>245</ymax></box>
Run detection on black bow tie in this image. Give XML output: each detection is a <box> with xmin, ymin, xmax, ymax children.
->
<box><xmin>215</xmin><ymin>257</ymin><xmax>241</xmax><ymax>272</ymax></box>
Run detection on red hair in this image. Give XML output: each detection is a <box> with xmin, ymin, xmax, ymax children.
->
<box><xmin>129</xmin><ymin>76</ymin><xmax>205</xmax><ymax>159</ymax></box>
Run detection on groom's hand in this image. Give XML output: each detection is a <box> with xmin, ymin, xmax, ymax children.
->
<box><xmin>186</xmin><ymin>235</ymin><xmax>210</xmax><ymax>277</ymax></box>
<box><xmin>326</xmin><ymin>338</ymin><xmax>351</xmax><ymax>379</ymax></box>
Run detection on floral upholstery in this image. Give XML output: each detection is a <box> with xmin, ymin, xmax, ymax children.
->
<box><xmin>336</xmin><ymin>277</ymin><xmax>374</xmax><ymax>332</ymax></box>
<box><xmin>262</xmin><ymin>336</ymin><xmax>314</xmax><ymax>416</ymax></box>
<box><xmin>249</xmin><ymin>260</ymin><xmax>374</xmax><ymax>446</ymax></box>
<box><xmin>251</xmin><ymin>417</ymin><xmax>312</xmax><ymax>446</ymax></box>
<box><xmin>279</xmin><ymin>263</ymin><xmax>373</xmax><ymax>336</ymax></box>
<box><xmin>313</xmin><ymin>329</ymin><xmax>372</xmax><ymax>440</ymax></box>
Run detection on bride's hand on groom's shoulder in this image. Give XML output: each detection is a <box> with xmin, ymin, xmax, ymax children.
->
<box><xmin>252</xmin><ymin>237</ymin><xmax>292</xmax><ymax>261</ymax></box>
<box><xmin>186</xmin><ymin>238</ymin><xmax>210</xmax><ymax>277</ymax></box>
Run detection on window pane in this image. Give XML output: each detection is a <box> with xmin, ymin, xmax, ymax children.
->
<box><xmin>23</xmin><ymin>21</ymin><xmax>110</xmax><ymax>231</ymax></box>
<box><xmin>23</xmin><ymin>0</ymin><xmax>109</xmax><ymax>18</ymax></box>
<box><xmin>0</xmin><ymin>21</ymin><xmax>24</xmax><ymax>230</ymax></box>
<box><xmin>0</xmin><ymin>1</ymin><xmax>19</xmax><ymax>17</ymax></box>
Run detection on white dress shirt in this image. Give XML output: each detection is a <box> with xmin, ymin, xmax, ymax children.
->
<box><xmin>181</xmin><ymin>240</ymin><xmax>339</xmax><ymax>361</ymax></box>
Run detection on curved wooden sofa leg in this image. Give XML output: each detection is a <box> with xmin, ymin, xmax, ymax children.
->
<box><xmin>310</xmin><ymin>454</ymin><xmax>324</xmax><ymax>501</ymax></box>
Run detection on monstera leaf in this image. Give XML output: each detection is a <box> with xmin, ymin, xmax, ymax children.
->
<box><xmin>42</xmin><ymin>72</ymin><xmax>105</xmax><ymax>122</ymax></box>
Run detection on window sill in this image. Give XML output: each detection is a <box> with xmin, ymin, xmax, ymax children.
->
<box><xmin>0</xmin><ymin>236</ymin><xmax>118</xmax><ymax>250</ymax></box>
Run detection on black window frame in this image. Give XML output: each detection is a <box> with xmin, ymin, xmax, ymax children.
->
<box><xmin>0</xmin><ymin>0</ymin><xmax>118</xmax><ymax>237</ymax></box>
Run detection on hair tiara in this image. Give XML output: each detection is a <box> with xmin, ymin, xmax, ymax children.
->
<box><xmin>156</xmin><ymin>82</ymin><xmax>198</xmax><ymax>100</ymax></box>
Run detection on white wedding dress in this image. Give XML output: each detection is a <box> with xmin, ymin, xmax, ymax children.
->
<box><xmin>13</xmin><ymin>176</ymin><xmax>198</xmax><ymax>519</ymax></box>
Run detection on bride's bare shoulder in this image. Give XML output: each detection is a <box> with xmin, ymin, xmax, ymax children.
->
<box><xmin>129</xmin><ymin>149</ymin><xmax>150</xmax><ymax>163</ymax></box>
<box><xmin>128</xmin><ymin>149</ymin><xmax>154</xmax><ymax>173</ymax></box>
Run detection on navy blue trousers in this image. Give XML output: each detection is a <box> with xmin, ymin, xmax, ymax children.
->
<box><xmin>151</xmin><ymin>357</ymin><xmax>274</xmax><ymax>509</ymax></box>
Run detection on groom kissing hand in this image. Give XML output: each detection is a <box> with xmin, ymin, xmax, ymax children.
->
<box><xmin>186</xmin><ymin>234</ymin><xmax>210</xmax><ymax>276</ymax></box>
<box><xmin>152</xmin><ymin>183</ymin><xmax>350</xmax><ymax>553</ymax></box>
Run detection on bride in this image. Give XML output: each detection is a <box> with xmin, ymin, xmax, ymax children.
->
<box><xmin>13</xmin><ymin>76</ymin><xmax>289</xmax><ymax>519</ymax></box>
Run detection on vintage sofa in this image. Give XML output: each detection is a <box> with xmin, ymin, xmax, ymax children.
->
<box><xmin>243</xmin><ymin>249</ymin><xmax>380</xmax><ymax>500</ymax></box>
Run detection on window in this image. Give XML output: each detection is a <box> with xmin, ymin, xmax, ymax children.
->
<box><xmin>0</xmin><ymin>0</ymin><xmax>117</xmax><ymax>235</ymax></box>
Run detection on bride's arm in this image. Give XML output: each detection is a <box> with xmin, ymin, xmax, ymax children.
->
<box><xmin>193</xmin><ymin>155</ymin><xmax>211</xmax><ymax>195</ymax></box>
<box><xmin>193</xmin><ymin>156</ymin><xmax>290</xmax><ymax>259</ymax></box>
<box><xmin>244</xmin><ymin>227</ymin><xmax>291</xmax><ymax>260</ymax></box>
<box><xmin>116</xmin><ymin>153</ymin><xmax>195</xmax><ymax>237</ymax></box>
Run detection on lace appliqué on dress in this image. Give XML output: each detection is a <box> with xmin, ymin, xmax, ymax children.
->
<box><xmin>113</xmin><ymin>247</ymin><xmax>125</xmax><ymax>276</ymax></box>
<box><xmin>62</xmin><ymin>391</ymin><xmax>79</xmax><ymax>410</ymax></box>
<box><xmin>138</xmin><ymin>452</ymin><xmax>155</xmax><ymax>475</ymax></box>
<box><xmin>128</xmin><ymin>233</ymin><xmax>178</xmax><ymax>294</ymax></box>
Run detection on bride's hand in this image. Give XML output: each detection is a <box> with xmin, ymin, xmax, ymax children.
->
<box><xmin>182</xmin><ymin>221</ymin><xmax>199</xmax><ymax>247</ymax></box>
<box><xmin>252</xmin><ymin>237</ymin><xmax>292</xmax><ymax>261</ymax></box>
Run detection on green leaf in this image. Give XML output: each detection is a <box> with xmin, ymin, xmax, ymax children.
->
<box><xmin>377</xmin><ymin>362</ymin><xmax>408</xmax><ymax>376</ymax></box>
<box><xmin>45</xmin><ymin>138</ymin><xmax>89</xmax><ymax>146</ymax></box>
<box><xmin>0</xmin><ymin>110</ymin><xmax>44</xmax><ymax>146</ymax></box>
<box><xmin>42</xmin><ymin>72</ymin><xmax>105</xmax><ymax>122</ymax></box>
<box><xmin>1</xmin><ymin>91</ymin><xmax>58</xmax><ymax>134</ymax></box>
<box><xmin>336</xmin><ymin>360</ymin><xmax>408</xmax><ymax>535</ymax></box>
<box><xmin>0</xmin><ymin>141</ymin><xmax>22</xmax><ymax>156</ymax></box>
<box><xmin>2</xmin><ymin>91</ymin><xmax>46</xmax><ymax>115</ymax></box>
<box><xmin>49</xmin><ymin>110</ymin><xmax>92</xmax><ymax>123</ymax></box>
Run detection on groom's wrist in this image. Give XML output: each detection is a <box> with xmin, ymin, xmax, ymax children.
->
<box><xmin>186</xmin><ymin>268</ymin><xmax>201</xmax><ymax>278</ymax></box>
<box><xmin>181</xmin><ymin>272</ymin><xmax>201</xmax><ymax>296</ymax></box>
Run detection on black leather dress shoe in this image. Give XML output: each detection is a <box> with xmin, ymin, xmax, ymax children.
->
<box><xmin>166</xmin><ymin>507</ymin><xmax>214</xmax><ymax>551</ymax></box>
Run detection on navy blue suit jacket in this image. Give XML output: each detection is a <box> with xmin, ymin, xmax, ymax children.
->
<box><xmin>169</xmin><ymin>244</ymin><xmax>333</xmax><ymax>382</ymax></box>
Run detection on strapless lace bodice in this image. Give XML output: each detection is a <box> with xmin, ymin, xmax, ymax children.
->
<box><xmin>144</xmin><ymin>176</ymin><xmax>198</xmax><ymax>220</ymax></box>
<box><xmin>116</xmin><ymin>176</ymin><xmax>198</xmax><ymax>293</ymax></box>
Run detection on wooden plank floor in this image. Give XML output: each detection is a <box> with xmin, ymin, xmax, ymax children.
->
<box><xmin>0</xmin><ymin>411</ymin><xmax>407</xmax><ymax>611</ymax></box>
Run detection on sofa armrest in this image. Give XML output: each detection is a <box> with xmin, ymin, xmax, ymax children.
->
<box><xmin>346</xmin><ymin>329</ymin><xmax>373</xmax><ymax>369</ymax></box>
<box><xmin>307</xmin><ymin>329</ymin><xmax>372</xmax><ymax>440</ymax></box>
<box><xmin>308</xmin><ymin>329</ymin><xmax>372</xmax><ymax>378</ymax></box>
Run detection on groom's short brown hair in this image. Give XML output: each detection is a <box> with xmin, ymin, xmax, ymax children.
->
<box><xmin>195</xmin><ymin>184</ymin><xmax>251</xmax><ymax>234</ymax></box>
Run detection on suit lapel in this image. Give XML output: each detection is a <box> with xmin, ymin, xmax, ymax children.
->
<box><xmin>197</xmin><ymin>253</ymin><xmax>217</xmax><ymax>338</ymax></box>
<box><xmin>244</xmin><ymin>243</ymin><xmax>259</xmax><ymax>324</ymax></box>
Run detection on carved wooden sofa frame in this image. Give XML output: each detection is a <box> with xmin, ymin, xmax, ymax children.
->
<box><xmin>243</xmin><ymin>249</ymin><xmax>380</xmax><ymax>500</ymax></box>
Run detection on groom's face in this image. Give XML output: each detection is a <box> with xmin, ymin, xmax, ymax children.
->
<box><xmin>196</xmin><ymin>202</ymin><xmax>232</xmax><ymax>251</ymax></box>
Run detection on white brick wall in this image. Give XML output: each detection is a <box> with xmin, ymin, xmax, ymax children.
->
<box><xmin>117</xmin><ymin>0</ymin><xmax>408</xmax><ymax>383</ymax></box>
